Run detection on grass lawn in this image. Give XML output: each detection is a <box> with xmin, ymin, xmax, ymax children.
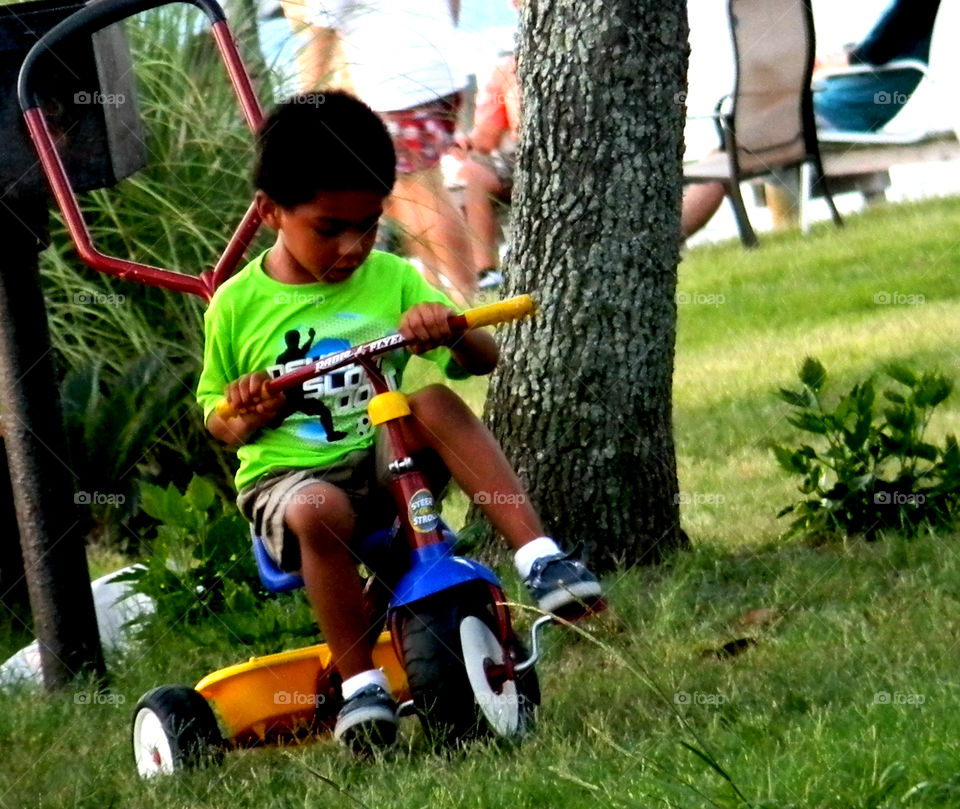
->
<box><xmin>3</xmin><ymin>196</ymin><xmax>960</xmax><ymax>808</ymax></box>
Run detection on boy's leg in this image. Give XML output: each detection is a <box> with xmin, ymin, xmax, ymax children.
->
<box><xmin>400</xmin><ymin>385</ymin><xmax>603</xmax><ymax>614</ymax></box>
<box><xmin>285</xmin><ymin>482</ymin><xmax>372</xmax><ymax>677</ymax></box>
<box><xmin>401</xmin><ymin>384</ymin><xmax>543</xmax><ymax>550</ymax></box>
<box><xmin>284</xmin><ymin>482</ymin><xmax>397</xmax><ymax>747</ymax></box>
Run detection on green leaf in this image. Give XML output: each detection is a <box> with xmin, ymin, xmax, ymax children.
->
<box><xmin>857</xmin><ymin>380</ymin><xmax>876</xmax><ymax>414</ymax></box>
<box><xmin>799</xmin><ymin>357</ymin><xmax>827</xmax><ymax>391</ymax></box>
<box><xmin>941</xmin><ymin>435</ymin><xmax>960</xmax><ymax>471</ymax></box>
<box><xmin>777</xmin><ymin>388</ymin><xmax>808</xmax><ymax>408</ymax></box>
<box><xmin>141</xmin><ymin>482</ymin><xmax>189</xmax><ymax>528</ymax></box>
<box><xmin>914</xmin><ymin>373</ymin><xmax>952</xmax><ymax>408</ymax></box>
<box><xmin>787</xmin><ymin>412</ymin><xmax>829</xmax><ymax>434</ymax></box>
<box><xmin>883</xmin><ymin>390</ymin><xmax>906</xmax><ymax>404</ymax></box>
<box><xmin>845</xmin><ymin>415</ymin><xmax>871</xmax><ymax>452</ymax></box>
<box><xmin>885</xmin><ymin>363</ymin><xmax>917</xmax><ymax>388</ymax></box>
<box><xmin>185</xmin><ymin>475</ymin><xmax>216</xmax><ymax>513</ymax></box>
<box><xmin>884</xmin><ymin>407</ymin><xmax>915</xmax><ymax>433</ymax></box>
<box><xmin>772</xmin><ymin>444</ymin><xmax>809</xmax><ymax>474</ymax></box>
<box><xmin>911</xmin><ymin>442</ymin><xmax>939</xmax><ymax>462</ymax></box>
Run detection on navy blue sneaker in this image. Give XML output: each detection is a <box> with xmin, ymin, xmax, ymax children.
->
<box><xmin>333</xmin><ymin>684</ymin><xmax>397</xmax><ymax>752</ymax></box>
<box><xmin>525</xmin><ymin>548</ymin><xmax>603</xmax><ymax>616</ymax></box>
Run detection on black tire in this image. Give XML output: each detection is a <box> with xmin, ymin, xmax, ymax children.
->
<box><xmin>399</xmin><ymin>584</ymin><xmax>539</xmax><ymax>748</ymax></box>
<box><xmin>131</xmin><ymin>685</ymin><xmax>223</xmax><ymax>777</ymax></box>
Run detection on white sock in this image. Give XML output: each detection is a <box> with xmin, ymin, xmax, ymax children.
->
<box><xmin>341</xmin><ymin>668</ymin><xmax>390</xmax><ymax>700</ymax></box>
<box><xmin>514</xmin><ymin>536</ymin><xmax>562</xmax><ymax>579</ymax></box>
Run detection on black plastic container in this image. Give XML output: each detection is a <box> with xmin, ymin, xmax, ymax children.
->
<box><xmin>0</xmin><ymin>0</ymin><xmax>144</xmax><ymax>197</ymax></box>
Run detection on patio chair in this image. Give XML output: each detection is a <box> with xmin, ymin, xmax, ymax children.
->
<box><xmin>683</xmin><ymin>0</ymin><xmax>842</xmax><ymax>248</ymax></box>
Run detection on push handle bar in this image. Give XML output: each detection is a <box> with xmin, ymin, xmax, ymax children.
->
<box><xmin>17</xmin><ymin>0</ymin><xmax>263</xmax><ymax>300</ymax></box>
<box><xmin>18</xmin><ymin>0</ymin><xmax>227</xmax><ymax>111</ymax></box>
<box><xmin>215</xmin><ymin>295</ymin><xmax>537</xmax><ymax>419</ymax></box>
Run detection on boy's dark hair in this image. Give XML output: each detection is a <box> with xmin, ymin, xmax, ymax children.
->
<box><xmin>254</xmin><ymin>90</ymin><xmax>396</xmax><ymax>207</ymax></box>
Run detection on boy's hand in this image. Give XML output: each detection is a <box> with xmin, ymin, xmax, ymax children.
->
<box><xmin>223</xmin><ymin>372</ymin><xmax>286</xmax><ymax>430</ymax></box>
<box><xmin>399</xmin><ymin>303</ymin><xmax>459</xmax><ymax>354</ymax></box>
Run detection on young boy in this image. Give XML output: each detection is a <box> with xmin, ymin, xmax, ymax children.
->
<box><xmin>197</xmin><ymin>91</ymin><xmax>602</xmax><ymax>751</ymax></box>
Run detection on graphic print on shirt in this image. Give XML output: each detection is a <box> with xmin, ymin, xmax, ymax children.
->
<box><xmin>266</xmin><ymin>326</ymin><xmax>399</xmax><ymax>444</ymax></box>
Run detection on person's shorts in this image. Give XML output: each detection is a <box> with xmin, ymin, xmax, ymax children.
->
<box><xmin>237</xmin><ymin>444</ymin><xmax>448</xmax><ymax>572</ymax></box>
<box><xmin>382</xmin><ymin>92</ymin><xmax>461</xmax><ymax>174</ymax></box>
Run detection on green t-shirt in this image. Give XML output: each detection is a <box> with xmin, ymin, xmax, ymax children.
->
<box><xmin>197</xmin><ymin>249</ymin><xmax>464</xmax><ymax>491</ymax></box>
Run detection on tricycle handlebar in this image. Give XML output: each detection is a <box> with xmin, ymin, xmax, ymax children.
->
<box><xmin>214</xmin><ymin>295</ymin><xmax>536</xmax><ymax>420</ymax></box>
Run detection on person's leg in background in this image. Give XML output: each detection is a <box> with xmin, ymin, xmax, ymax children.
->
<box><xmin>456</xmin><ymin>157</ymin><xmax>505</xmax><ymax>282</ymax></box>
<box><xmin>383</xmin><ymin>96</ymin><xmax>479</xmax><ymax>306</ymax></box>
<box><xmin>681</xmin><ymin>181</ymin><xmax>726</xmax><ymax>240</ymax></box>
<box><xmin>386</xmin><ymin>166</ymin><xmax>477</xmax><ymax>306</ymax></box>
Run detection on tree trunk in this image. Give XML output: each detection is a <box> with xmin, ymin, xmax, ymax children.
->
<box><xmin>483</xmin><ymin>0</ymin><xmax>690</xmax><ymax>573</ymax></box>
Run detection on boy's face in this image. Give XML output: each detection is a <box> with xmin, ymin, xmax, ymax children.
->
<box><xmin>257</xmin><ymin>189</ymin><xmax>385</xmax><ymax>284</ymax></box>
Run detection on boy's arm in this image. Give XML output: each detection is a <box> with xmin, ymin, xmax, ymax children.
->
<box><xmin>205</xmin><ymin>372</ymin><xmax>286</xmax><ymax>447</ymax></box>
<box><xmin>198</xmin><ymin>300</ymin><xmax>285</xmax><ymax>447</ymax></box>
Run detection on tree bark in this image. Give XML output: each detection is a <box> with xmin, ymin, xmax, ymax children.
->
<box><xmin>482</xmin><ymin>0</ymin><xmax>690</xmax><ymax>572</ymax></box>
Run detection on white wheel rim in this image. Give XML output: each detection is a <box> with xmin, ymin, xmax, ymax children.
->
<box><xmin>460</xmin><ymin>616</ymin><xmax>521</xmax><ymax>737</ymax></box>
<box><xmin>133</xmin><ymin>708</ymin><xmax>175</xmax><ymax>777</ymax></box>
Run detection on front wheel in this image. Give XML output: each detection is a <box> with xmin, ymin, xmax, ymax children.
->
<box><xmin>399</xmin><ymin>584</ymin><xmax>539</xmax><ymax>748</ymax></box>
<box><xmin>132</xmin><ymin>685</ymin><xmax>223</xmax><ymax>777</ymax></box>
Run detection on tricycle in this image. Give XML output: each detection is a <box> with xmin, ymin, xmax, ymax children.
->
<box><xmin>131</xmin><ymin>295</ymin><xmax>566</xmax><ymax>774</ymax></box>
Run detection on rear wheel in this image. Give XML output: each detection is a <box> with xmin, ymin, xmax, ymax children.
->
<box><xmin>399</xmin><ymin>584</ymin><xmax>539</xmax><ymax>748</ymax></box>
<box><xmin>132</xmin><ymin>685</ymin><xmax>223</xmax><ymax>777</ymax></box>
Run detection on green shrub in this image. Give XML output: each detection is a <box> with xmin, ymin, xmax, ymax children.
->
<box><xmin>772</xmin><ymin>358</ymin><xmax>960</xmax><ymax>540</ymax></box>
<box><xmin>119</xmin><ymin>475</ymin><xmax>316</xmax><ymax>652</ymax></box>
<box><xmin>61</xmin><ymin>353</ymin><xmax>187</xmax><ymax>547</ymax></box>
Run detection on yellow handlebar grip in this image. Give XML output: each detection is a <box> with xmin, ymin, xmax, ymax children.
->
<box><xmin>462</xmin><ymin>295</ymin><xmax>536</xmax><ymax>329</ymax></box>
<box><xmin>215</xmin><ymin>399</ymin><xmax>237</xmax><ymax>420</ymax></box>
<box><xmin>214</xmin><ymin>380</ymin><xmax>272</xmax><ymax>421</ymax></box>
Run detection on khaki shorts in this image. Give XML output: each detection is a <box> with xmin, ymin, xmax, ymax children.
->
<box><xmin>237</xmin><ymin>445</ymin><xmax>447</xmax><ymax>572</ymax></box>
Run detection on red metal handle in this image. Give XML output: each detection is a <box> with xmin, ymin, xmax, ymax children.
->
<box><xmin>19</xmin><ymin>2</ymin><xmax>264</xmax><ymax>301</ymax></box>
